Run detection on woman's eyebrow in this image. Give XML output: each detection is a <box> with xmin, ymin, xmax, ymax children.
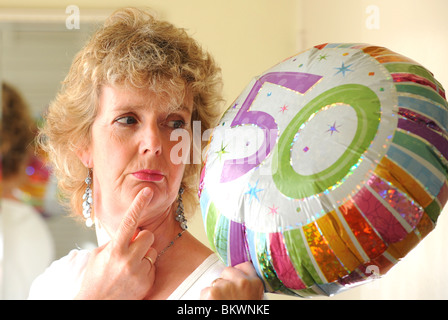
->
<box><xmin>112</xmin><ymin>104</ymin><xmax>141</xmax><ymax>112</ymax></box>
<box><xmin>167</xmin><ymin>103</ymin><xmax>193</xmax><ymax>114</ymax></box>
<box><xmin>111</xmin><ymin>102</ymin><xmax>192</xmax><ymax>115</ymax></box>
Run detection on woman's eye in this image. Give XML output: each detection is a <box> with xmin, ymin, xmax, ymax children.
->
<box><xmin>168</xmin><ymin>120</ymin><xmax>187</xmax><ymax>129</ymax></box>
<box><xmin>115</xmin><ymin>116</ymin><xmax>137</xmax><ymax>125</ymax></box>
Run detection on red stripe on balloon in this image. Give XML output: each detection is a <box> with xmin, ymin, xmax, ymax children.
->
<box><xmin>314</xmin><ymin>43</ymin><xmax>328</xmax><ymax>50</ymax></box>
<box><xmin>392</xmin><ymin>73</ymin><xmax>437</xmax><ymax>91</ymax></box>
<box><xmin>392</xmin><ymin>73</ymin><xmax>446</xmax><ymax>99</ymax></box>
<box><xmin>338</xmin><ymin>201</ymin><xmax>387</xmax><ymax>259</ymax></box>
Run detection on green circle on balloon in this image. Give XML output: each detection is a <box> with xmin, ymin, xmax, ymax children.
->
<box><xmin>272</xmin><ymin>84</ymin><xmax>381</xmax><ymax>199</ymax></box>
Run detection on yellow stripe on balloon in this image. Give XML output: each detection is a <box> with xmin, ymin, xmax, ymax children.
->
<box><xmin>375</xmin><ymin>157</ymin><xmax>433</xmax><ymax>208</ymax></box>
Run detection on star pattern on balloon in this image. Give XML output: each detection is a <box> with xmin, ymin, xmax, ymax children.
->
<box><xmin>326</xmin><ymin>121</ymin><xmax>342</xmax><ymax>135</ymax></box>
<box><xmin>318</xmin><ymin>54</ymin><xmax>328</xmax><ymax>61</ymax></box>
<box><xmin>268</xmin><ymin>204</ymin><xmax>279</xmax><ymax>215</ymax></box>
<box><xmin>215</xmin><ymin>142</ymin><xmax>229</xmax><ymax>161</ymax></box>
<box><xmin>245</xmin><ymin>180</ymin><xmax>264</xmax><ymax>203</ymax></box>
<box><xmin>334</xmin><ymin>62</ymin><xmax>354</xmax><ymax>76</ymax></box>
<box><xmin>279</xmin><ymin>105</ymin><xmax>288</xmax><ymax>113</ymax></box>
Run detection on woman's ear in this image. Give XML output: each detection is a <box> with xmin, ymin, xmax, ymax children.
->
<box><xmin>76</xmin><ymin>146</ymin><xmax>93</xmax><ymax>168</ymax></box>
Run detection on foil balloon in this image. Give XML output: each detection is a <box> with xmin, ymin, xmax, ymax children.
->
<box><xmin>199</xmin><ymin>43</ymin><xmax>448</xmax><ymax>297</ymax></box>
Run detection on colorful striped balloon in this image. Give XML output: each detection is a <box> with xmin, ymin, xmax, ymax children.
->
<box><xmin>199</xmin><ymin>43</ymin><xmax>447</xmax><ymax>297</ymax></box>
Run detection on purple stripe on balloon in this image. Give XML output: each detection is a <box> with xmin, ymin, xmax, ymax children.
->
<box><xmin>398</xmin><ymin>108</ymin><xmax>445</xmax><ymax>134</ymax></box>
<box><xmin>259</xmin><ymin>72</ymin><xmax>323</xmax><ymax>94</ymax></box>
<box><xmin>229</xmin><ymin>221</ymin><xmax>249</xmax><ymax>266</ymax></box>
<box><xmin>398</xmin><ymin>117</ymin><xmax>448</xmax><ymax>159</ymax></box>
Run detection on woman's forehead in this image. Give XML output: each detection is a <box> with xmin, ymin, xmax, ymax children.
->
<box><xmin>99</xmin><ymin>84</ymin><xmax>193</xmax><ymax>114</ymax></box>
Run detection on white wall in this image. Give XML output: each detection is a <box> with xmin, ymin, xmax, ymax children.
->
<box><xmin>302</xmin><ymin>0</ymin><xmax>448</xmax><ymax>90</ymax></box>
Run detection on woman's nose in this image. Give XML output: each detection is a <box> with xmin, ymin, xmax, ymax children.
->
<box><xmin>139</xmin><ymin>121</ymin><xmax>162</xmax><ymax>156</ymax></box>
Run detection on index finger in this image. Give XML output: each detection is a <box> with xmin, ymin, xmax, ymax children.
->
<box><xmin>114</xmin><ymin>187</ymin><xmax>153</xmax><ymax>249</ymax></box>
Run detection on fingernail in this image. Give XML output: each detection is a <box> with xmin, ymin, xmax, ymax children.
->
<box><xmin>143</xmin><ymin>187</ymin><xmax>151</xmax><ymax>197</ymax></box>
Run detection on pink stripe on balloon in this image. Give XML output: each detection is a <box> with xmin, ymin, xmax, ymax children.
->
<box><xmin>368</xmin><ymin>175</ymin><xmax>423</xmax><ymax>229</ymax></box>
<box><xmin>269</xmin><ymin>233</ymin><xmax>306</xmax><ymax>290</ymax></box>
<box><xmin>353</xmin><ymin>186</ymin><xmax>408</xmax><ymax>243</ymax></box>
<box><xmin>437</xmin><ymin>182</ymin><xmax>448</xmax><ymax>205</ymax></box>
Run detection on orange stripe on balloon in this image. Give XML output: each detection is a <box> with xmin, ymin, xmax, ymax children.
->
<box><xmin>387</xmin><ymin>213</ymin><xmax>434</xmax><ymax>261</ymax></box>
<box><xmin>375</xmin><ymin>54</ymin><xmax>418</xmax><ymax>64</ymax></box>
<box><xmin>338</xmin><ymin>201</ymin><xmax>387</xmax><ymax>259</ymax></box>
<box><xmin>316</xmin><ymin>212</ymin><xmax>362</xmax><ymax>271</ymax></box>
<box><xmin>362</xmin><ymin>45</ymin><xmax>397</xmax><ymax>57</ymax></box>
<box><xmin>302</xmin><ymin>222</ymin><xmax>349</xmax><ymax>282</ymax></box>
<box><xmin>415</xmin><ymin>212</ymin><xmax>435</xmax><ymax>238</ymax></box>
<box><xmin>387</xmin><ymin>231</ymin><xmax>420</xmax><ymax>260</ymax></box>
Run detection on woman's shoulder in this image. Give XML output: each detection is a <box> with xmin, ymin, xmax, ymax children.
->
<box><xmin>28</xmin><ymin>249</ymin><xmax>90</xmax><ymax>300</ymax></box>
<box><xmin>167</xmin><ymin>253</ymin><xmax>226</xmax><ymax>300</ymax></box>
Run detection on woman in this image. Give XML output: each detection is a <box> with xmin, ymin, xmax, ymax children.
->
<box><xmin>29</xmin><ymin>8</ymin><xmax>263</xmax><ymax>300</ymax></box>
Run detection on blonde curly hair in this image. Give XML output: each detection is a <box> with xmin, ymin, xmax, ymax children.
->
<box><xmin>38</xmin><ymin>8</ymin><xmax>223</xmax><ymax>220</ymax></box>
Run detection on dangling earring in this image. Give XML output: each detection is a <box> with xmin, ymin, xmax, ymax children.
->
<box><xmin>175</xmin><ymin>187</ymin><xmax>187</xmax><ymax>230</ymax></box>
<box><xmin>82</xmin><ymin>169</ymin><xmax>93</xmax><ymax>227</ymax></box>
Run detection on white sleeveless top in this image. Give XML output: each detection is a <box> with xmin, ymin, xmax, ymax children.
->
<box><xmin>28</xmin><ymin>250</ymin><xmax>225</xmax><ymax>300</ymax></box>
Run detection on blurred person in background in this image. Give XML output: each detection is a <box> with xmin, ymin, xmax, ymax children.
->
<box><xmin>1</xmin><ymin>82</ymin><xmax>54</xmax><ymax>299</ymax></box>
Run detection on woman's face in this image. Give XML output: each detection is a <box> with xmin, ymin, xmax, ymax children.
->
<box><xmin>84</xmin><ymin>84</ymin><xmax>192</xmax><ymax>233</ymax></box>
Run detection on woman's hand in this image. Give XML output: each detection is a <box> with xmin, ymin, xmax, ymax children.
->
<box><xmin>75</xmin><ymin>188</ymin><xmax>158</xmax><ymax>300</ymax></box>
<box><xmin>200</xmin><ymin>262</ymin><xmax>264</xmax><ymax>300</ymax></box>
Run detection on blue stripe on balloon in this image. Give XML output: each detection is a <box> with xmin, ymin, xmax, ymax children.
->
<box><xmin>199</xmin><ymin>188</ymin><xmax>210</xmax><ymax>222</ymax></box>
<box><xmin>387</xmin><ymin>144</ymin><xmax>444</xmax><ymax>197</ymax></box>
<box><xmin>246</xmin><ymin>229</ymin><xmax>263</xmax><ymax>279</ymax></box>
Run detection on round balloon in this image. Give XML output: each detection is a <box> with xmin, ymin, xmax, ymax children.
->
<box><xmin>199</xmin><ymin>43</ymin><xmax>448</xmax><ymax>297</ymax></box>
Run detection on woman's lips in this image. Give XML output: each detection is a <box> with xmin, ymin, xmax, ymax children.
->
<box><xmin>132</xmin><ymin>170</ymin><xmax>164</xmax><ymax>182</ymax></box>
